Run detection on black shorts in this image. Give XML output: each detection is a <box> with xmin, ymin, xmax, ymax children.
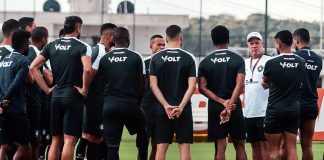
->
<box><xmin>27</xmin><ymin>103</ymin><xmax>41</xmax><ymax>142</ymax></box>
<box><xmin>0</xmin><ymin>113</ymin><xmax>30</xmax><ymax>145</ymax></box>
<box><xmin>145</xmin><ymin>114</ymin><xmax>155</xmax><ymax>138</ymax></box>
<box><xmin>264</xmin><ymin>109</ymin><xmax>299</xmax><ymax>134</ymax></box>
<box><xmin>208</xmin><ymin>101</ymin><xmax>246</xmax><ymax>141</ymax></box>
<box><xmin>51</xmin><ymin>97</ymin><xmax>84</xmax><ymax>137</ymax></box>
<box><xmin>155</xmin><ymin>108</ymin><xmax>193</xmax><ymax>144</ymax></box>
<box><xmin>142</xmin><ymin>99</ymin><xmax>157</xmax><ymax>138</ymax></box>
<box><xmin>103</xmin><ymin>97</ymin><xmax>146</xmax><ymax>145</ymax></box>
<box><xmin>83</xmin><ymin>96</ymin><xmax>104</xmax><ymax>135</ymax></box>
<box><xmin>245</xmin><ymin>117</ymin><xmax>266</xmax><ymax>142</ymax></box>
<box><xmin>40</xmin><ymin>92</ymin><xmax>52</xmax><ymax>133</ymax></box>
<box><xmin>300</xmin><ymin>103</ymin><xmax>318</xmax><ymax>121</ymax></box>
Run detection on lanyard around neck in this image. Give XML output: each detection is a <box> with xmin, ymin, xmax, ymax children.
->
<box><xmin>249</xmin><ymin>55</ymin><xmax>262</xmax><ymax>82</ymax></box>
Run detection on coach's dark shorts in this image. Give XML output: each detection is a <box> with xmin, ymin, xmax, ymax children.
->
<box><xmin>51</xmin><ymin>97</ymin><xmax>84</xmax><ymax>137</ymax></box>
<box><xmin>83</xmin><ymin>96</ymin><xmax>104</xmax><ymax>136</ymax></box>
<box><xmin>0</xmin><ymin>113</ymin><xmax>30</xmax><ymax>145</ymax></box>
<box><xmin>155</xmin><ymin>106</ymin><xmax>193</xmax><ymax>144</ymax></box>
<box><xmin>208</xmin><ymin>101</ymin><xmax>246</xmax><ymax>141</ymax></box>
<box><xmin>103</xmin><ymin>97</ymin><xmax>146</xmax><ymax>145</ymax></box>
<box><xmin>300</xmin><ymin>102</ymin><xmax>318</xmax><ymax>121</ymax></box>
<box><xmin>27</xmin><ymin>102</ymin><xmax>41</xmax><ymax>142</ymax></box>
<box><xmin>245</xmin><ymin>117</ymin><xmax>266</xmax><ymax>142</ymax></box>
<box><xmin>264</xmin><ymin>109</ymin><xmax>300</xmax><ymax>134</ymax></box>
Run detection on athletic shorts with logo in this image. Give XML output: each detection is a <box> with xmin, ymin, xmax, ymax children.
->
<box><xmin>154</xmin><ymin>104</ymin><xmax>193</xmax><ymax>144</ymax></box>
<box><xmin>83</xmin><ymin>96</ymin><xmax>104</xmax><ymax>135</ymax></box>
<box><xmin>0</xmin><ymin>113</ymin><xmax>30</xmax><ymax>145</ymax></box>
<box><xmin>208</xmin><ymin>100</ymin><xmax>246</xmax><ymax>141</ymax></box>
<box><xmin>244</xmin><ymin>117</ymin><xmax>265</xmax><ymax>142</ymax></box>
<box><xmin>103</xmin><ymin>96</ymin><xmax>146</xmax><ymax>145</ymax></box>
<box><xmin>26</xmin><ymin>102</ymin><xmax>41</xmax><ymax>142</ymax></box>
<box><xmin>51</xmin><ymin>87</ymin><xmax>84</xmax><ymax>137</ymax></box>
<box><xmin>299</xmin><ymin>101</ymin><xmax>318</xmax><ymax>121</ymax></box>
<box><xmin>264</xmin><ymin>101</ymin><xmax>300</xmax><ymax>134</ymax></box>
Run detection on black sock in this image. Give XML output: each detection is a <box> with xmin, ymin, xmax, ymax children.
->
<box><xmin>107</xmin><ymin>145</ymin><xmax>119</xmax><ymax>160</ymax></box>
<box><xmin>87</xmin><ymin>142</ymin><xmax>100</xmax><ymax>160</ymax></box>
<box><xmin>75</xmin><ymin>137</ymin><xmax>89</xmax><ymax>160</ymax></box>
<box><xmin>136</xmin><ymin>130</ymin><xmax>148</xmax><ymax>160</ymax></box>
<box><xmin>99</xmin><ymin>141</ymin><xmax>108</xmax><ymax>160</ymax></box>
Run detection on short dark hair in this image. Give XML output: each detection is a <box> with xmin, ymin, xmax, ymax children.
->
<box><xmin>275</xmin><ymin>30</ymin><xmax>293</xmax><ymax>46</ymax></box>
<box><xmin>64</xmin><ymin>16</ymin><xmax>83</xmax><ymax>34</ymax></box>
<box><xmin>18</xmin><ymin>17</ymin><xmax>34</xmax><ymax>30</ymax></box>
<box><xmin>2</xmin><ymin>19</ymin><xmax>20</xmax><ymax>36</ymax></box>
<box><xmin>293</xmin><ymin>28</ymin><xmax>310</xmax><ymax>44</ymax></box>
<box><xmin>12</xmin><ymin>29</ymin><xmax>31</xmax><ymax>50</ymax></box>
<box><xmin>59</xmin><ymin>28</ymin><xmax>66</xmax><ymax>38</ymax></box>
<box><xmin>166</xmin><ymin>25</ymin><xmax>182</xmax><ymax>39</ymax></box>
<box><xmin>211</xmin><ymin>25</ymin><xmax>229</xmax><ymax>45</ymax></box>
<box><xmin>100</xmin><ymin>23</ymin><xmax>117</xmax><ymax>35</ymax></box>
<box><xmin>112</xmin><ymin>27</ymin><xmax>129</xmax><ymax>46</ymax></box>
<box><xmin>150</xmin><ymin>34</ymin><xmax>163</xmax><ymax>45</ymax></box>
<box><xmin>150</xmin><ymin>34</ymin><xmax>163</xmax><ymax>41</ymax></box>
<box><xmin>31</xmin><ymin>27</ymin><xmax>48</xmax><ymax>42</ymax></box>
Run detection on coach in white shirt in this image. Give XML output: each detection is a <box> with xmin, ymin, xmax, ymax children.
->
<box><xmin>244</xmin><ymin>32</ymin><xmax>271</xmax><ymax>160</ymax></box>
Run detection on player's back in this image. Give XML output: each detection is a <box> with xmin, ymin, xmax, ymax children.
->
<box><xmin>0</xmin><ymin>52</ymin><xmax>30</xmax><ymax>113</ymax></box>
<box><xmin>294</xmin><ymin>48</ymin><xmax>322</xmax><ymax>104</ymax></box>
<box><xmin>99</xmin><ymin>48</ymin><xmax>145</xmax><ymax>100</ymax></box>
<box><xmin>199</xmin><ymin>49</ymin><xmax>245</xmax><ymax>99</ymax></box>
<box><xmin>41</xmin><ymin>37</ymin><xmax>91</xmax><ymax>97</ymax></box>
<box><xmin>150</xmin><ymin>48</ymin><xmax>197</xmax><ymax>106</ymax></box>
<box><xmin>264</xmin><ymin>54</ymin><xmax>305</xmax><ymax>110</ymax></box>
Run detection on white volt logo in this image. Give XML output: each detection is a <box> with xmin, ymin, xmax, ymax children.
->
<box><xmin>0</xmin><ymin>61</ymin><xmax>13</xmax><ymax>68</ymax></box>
<box><xmin>55</xmin><ymin>44</ymin><xmax>71</xmax><ymax>50</ymax></box>
<box><xmin>211</xmin><ymin>57</ymin><xmax>230</xmax><ymax>63</ymax></box>
<box><xmin>280</xmin><ymin>62</ymin><xmax>299</xmax><ymax>68</ymax></box>
<box><xmin>108</xmin><ymin>56</ymin><xmax>127</xmax><ymax>63</ymax></box>
<box><xmin>161</xmin><ymin>56</ymin><xmax>181</xmax><ymax>62</ymax></box>
<box><xmin>305</xmin><ymin>63</ymin><xmax>318</xmax><ymax>71</ymax></box>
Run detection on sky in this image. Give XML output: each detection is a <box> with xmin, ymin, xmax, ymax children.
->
<box><xmin>0</xmin><ymin>0</ymin><xmax>323</xmax><ymax>23</ymax></box>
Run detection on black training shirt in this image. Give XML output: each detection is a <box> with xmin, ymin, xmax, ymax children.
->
<box><xmin>0</xmin><ymin>45</ymin><xmax>13</xmax><ymax>60</ymax></box>
<box><xmin>198</xmin><ymin>49</ymin><xmax>245</xmax><ymax>101</ymax></box>
<box><xmin>294</xmin><ymin>47</ymin><xmax>322</xmax><ymax>106</ymax></box>
<box><xmin>142</xmin><ymin>56</ymin><xmax>158</xmax><ymax>115</ymax></box>
<box><xmin>263</xmin><ymin>53</ymin><xmax>306</xmax><ymax>111</ymax></box>
<box><xmin>26</xmin><ymin>45</ymin><xmax>42</xmax><ymax>106</ymax></box>
<box><xmin>88</xmin><ymin>43</ymin><xmax>107</xmax><ymax>97</ymax></box>
<box><xmin>40</xmin><ymin>37</ymin><xmax>92</xmax><ymax>97</ymax></box>
<box><xmin>150</xmin><ymin>48</ymin><xmax>197</xmax><ymax>114</ymax></box>
<box><xmin>98</xmin><ymin>48</ymin><xmax>145</xmax><ymax>101</ymax></box>
<box><xmin>0</xmin><ymin>51</ymin><xmax>30</xmax><ymax>113</ymax></box>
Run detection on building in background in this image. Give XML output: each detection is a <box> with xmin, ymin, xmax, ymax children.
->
<box><xmin>0</xmin><ymin>0</ymin><xmax>189</xmax><ymax>54</ymax></box>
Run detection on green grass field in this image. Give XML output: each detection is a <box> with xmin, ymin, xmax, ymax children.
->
<box><xmin>119</xmin><ymin>130</ymin><xmax>324</xmax><ymax>160</ymax></box>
